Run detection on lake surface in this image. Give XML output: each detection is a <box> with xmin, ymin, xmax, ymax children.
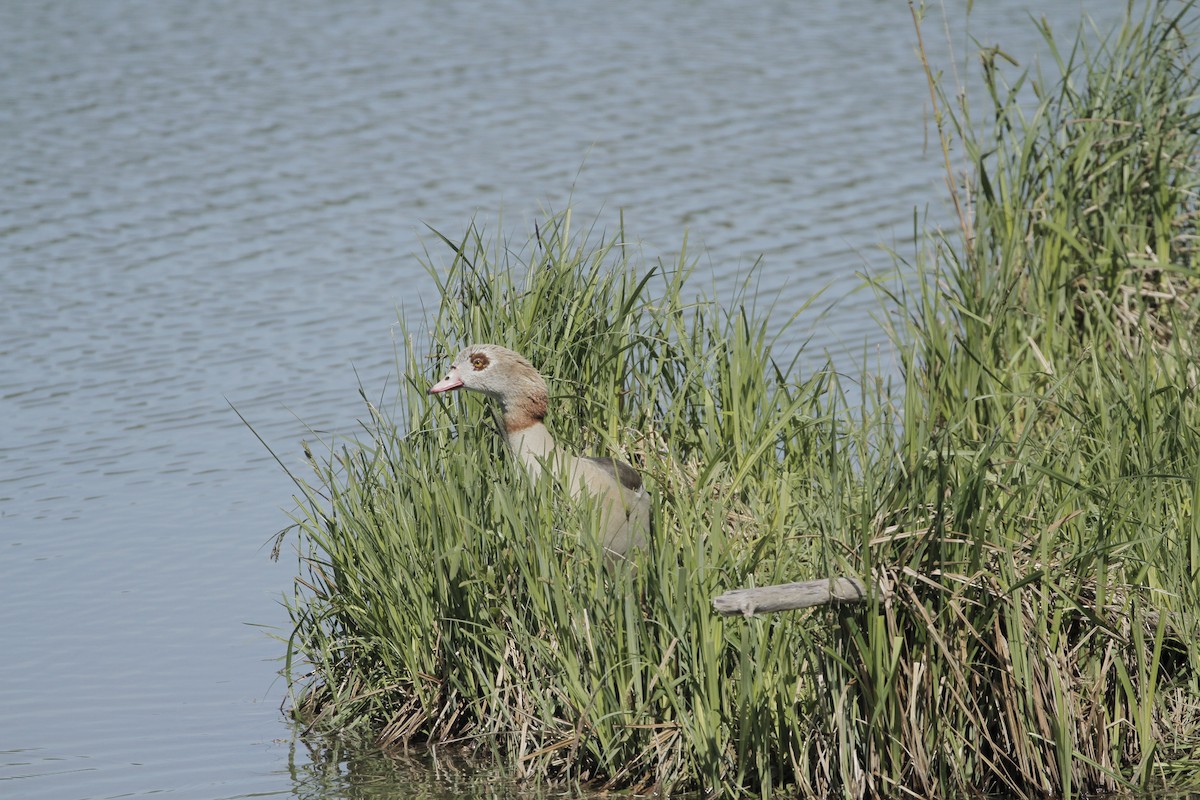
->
<box><xmin>1</xmin><ymin>1</ymin><xmax>1125</xmax><ymax>797</ymax></box>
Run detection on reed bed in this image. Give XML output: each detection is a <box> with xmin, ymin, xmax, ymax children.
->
<box><xmin>274</xmin><ymin>2</ymin><xmax>1200</xmax><ymax>797</ymax></box>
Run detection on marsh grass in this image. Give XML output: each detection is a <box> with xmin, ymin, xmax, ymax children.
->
<box><xmin>274</xmin><ymin>3</ymin><xmax>1200</xmax><ymax>797</ymax></box>
<box><xmin>278</xmin><ymin>211</ymin><xmax>835</xmax><ymax>794</ymax></box>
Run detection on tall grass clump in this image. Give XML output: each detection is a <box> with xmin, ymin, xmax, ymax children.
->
<box><xmin>835</xmin><ymin>1</ymin><xmax>1200</xmax><ymax>796</ymax></box>
<box><xmin>277</xmin><ymin>211</ymin><xmax>839</xmax><ymax>795</ymax></box>
<box><xmin>273</xmin><ymin>2</ymin><xmax>1200</xmax><ymax>798</ymax></box>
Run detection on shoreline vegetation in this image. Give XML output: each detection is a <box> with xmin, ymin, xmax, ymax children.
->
<box><xmin>272</xmin><ymin>2</ymin><xmax>1200</xmax><ymax>797</ymax></box>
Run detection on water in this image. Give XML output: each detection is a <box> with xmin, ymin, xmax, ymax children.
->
<box><xmin>0</xmin><ymin>1</ymin><xmax>1126</xmax><ymax>797</ymax></box>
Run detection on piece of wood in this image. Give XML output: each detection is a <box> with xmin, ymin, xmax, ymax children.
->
<box><xmin>712</xmin><ymin>577</ymin><xmax>869</xmax><ymax>617</ymax></box>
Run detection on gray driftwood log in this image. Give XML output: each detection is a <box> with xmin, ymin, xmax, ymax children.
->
<box><xmin>712</xmin><ymin>577</ymin><xmax>869</xmax><ymax>617</ymax></box>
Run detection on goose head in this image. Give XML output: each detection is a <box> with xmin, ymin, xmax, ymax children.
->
<box><xmin>428</xmin><ymin>344</ymin><xmax>549</xmax><ymax>424</ymax></box>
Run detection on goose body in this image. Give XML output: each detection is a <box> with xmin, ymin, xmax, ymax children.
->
<box><xmin>429</xmin><ymin>344</ymin><xmax>649</xmax><ymax>556</ymax></box>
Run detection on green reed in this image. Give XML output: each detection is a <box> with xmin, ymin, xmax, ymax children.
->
<box><xmin>278</xmin><ymin>209</ymin><xmax>834</xmax><ymax>794</ymax></box>
<box><xmin>274</xmin><ymin>2</ymin><xmax>1200</xmax><ymax>797</ymax></box>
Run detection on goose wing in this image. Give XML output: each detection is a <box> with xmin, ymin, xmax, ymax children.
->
<box><xmin>579</xmin><ymin>456</ymin><xmax>644</xmax><ymax>493</ymax></box>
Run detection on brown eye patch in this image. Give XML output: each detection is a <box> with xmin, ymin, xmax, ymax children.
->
<box><xmin>469</xmin><ymin>353</ymin><xmax>490</xmax><ymax>371</ymax></box>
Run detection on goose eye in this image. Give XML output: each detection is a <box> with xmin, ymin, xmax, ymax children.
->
<box><xmin>470</xmin><ymin>355</ymin><xmax>489</xmax><ymax>370</ymax></box>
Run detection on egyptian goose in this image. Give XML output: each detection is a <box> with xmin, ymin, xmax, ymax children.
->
<box><xmin>429</xmin><ymin>344</ymin><xmax>649</xmax><ymax>556</ymax></box>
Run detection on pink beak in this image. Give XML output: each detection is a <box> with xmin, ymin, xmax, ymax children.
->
<box><xmin>429</xmin><ymin>367</ymin><xmax>464</xmax><ymax>394</ymax></box>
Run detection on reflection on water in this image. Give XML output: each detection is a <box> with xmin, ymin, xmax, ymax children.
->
<box><xmin>0</xmin><ymin>1</ymin><xmax>1127</xmax><ymax>798</ymax></box>
<box><xmin>288</xmin><ymin>738</ymin><xmax>572</xmax><ymax>800</ymax></box>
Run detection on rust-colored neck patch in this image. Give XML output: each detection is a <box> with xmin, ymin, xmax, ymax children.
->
<box><xmin>504</xmin><ymin>392</ymin><xmax>547</xmax><ymax>433</ymax></box>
